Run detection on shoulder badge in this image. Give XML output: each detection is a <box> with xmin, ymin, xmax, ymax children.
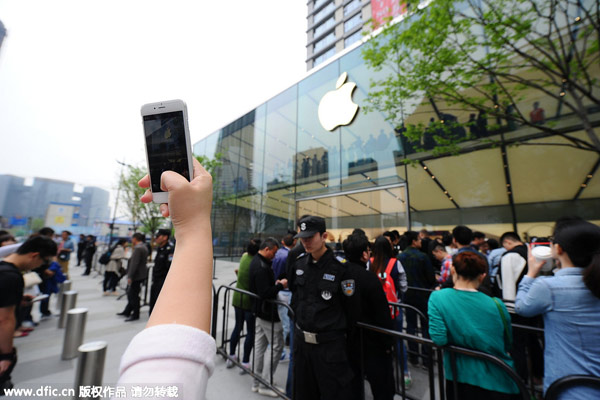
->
<box><xmin>321</xmin><ymin>290</ymin><xmax>332</xmax><ymax>300</ymax></box>
<box><xmin>296</xmin><ymin>269</ymin><xmax>305</xmax><ymax>276</ymax></box>
<box><xmin>341</xmin><ymin>279</ymin><xmax>355</xmax><ymax>296</ymax></box>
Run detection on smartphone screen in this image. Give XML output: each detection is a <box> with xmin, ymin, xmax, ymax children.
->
<box><xmin>143</xmin><ymin>111</ymin><xmax>190</xmax><ymax>192</ymax></box>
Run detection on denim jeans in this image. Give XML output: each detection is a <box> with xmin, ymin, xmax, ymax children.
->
<box><xmin>277</xmin><ymin>290</ymin><xmax>292</xmax><ymax>343</ymax></box>
<box><xmin>229</xmin><ymin>306</ymin><xmax>255</xmax><ymax>363</ymax></box>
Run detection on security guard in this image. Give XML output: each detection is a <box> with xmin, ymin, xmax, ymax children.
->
<box><xmin>149</xmin><ymin>229</ymin><xmax>174</xmax><ymax>315</ymax></box>
<box><xmin>288</xmin><ymin>215</ymin><xmax>358</xmax><ymax>400</ymax></box>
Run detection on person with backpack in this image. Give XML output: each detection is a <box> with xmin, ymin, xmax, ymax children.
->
<box><xmin>368</xmin><ymin>236</ymin><xmax>410</xmax><ymax>387</ymax></box>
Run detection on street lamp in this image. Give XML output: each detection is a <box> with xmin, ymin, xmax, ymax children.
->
<box><xmin>108</xmin><ymin>160</ymin><xmax>132</xmax><ymax>245</ymax></box>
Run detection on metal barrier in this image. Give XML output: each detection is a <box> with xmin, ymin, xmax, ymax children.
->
<box><xmin>213</xmin><ymin>284</ymin><xmax>291</xmax><ymax>399</ymax></box>
<box><xmin>356</xmin><ymin>321</ymin><xmax>531</xmax><ymax>400</ymax></box>
<box><xmin>213</xmin><ymin>283</ymin><xmax>543</xmax><ymax>400</ymax></box>
<box><xmin>544</xmin><ymin>375</ymin><xmax>600</xmax><ymax>400</ymax></box>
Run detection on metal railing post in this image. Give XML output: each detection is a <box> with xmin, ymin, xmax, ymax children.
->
<box><xmin>56</xmin><ymin>280</ymin><xmax>72</xmax><ymax>312</ymax></box>
<box><xmin>74</xmin><ymin>341</ymin><xmax>108</xmax><ymax>399</ymax></box>
<box><xmin>62</xmin><ymin>308</ymin><xmax>88</xmax><ymax>360</ymax></box>
<box><xmin>58</xmin><ymin>290</ymin><xmax>77</xmax><ymax>329</ymax></box>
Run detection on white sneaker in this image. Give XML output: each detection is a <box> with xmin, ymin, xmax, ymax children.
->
<box><xmin>226</xmin><ymin>355</ymin><xmax>238</xmax><ymax>369</ymax></box>
<box><xmin>251</xmin><ymin>386</ymin><xmax>259</xmax><ymax>393</ymax></box>
<box><xmin>258</xmin><ymin>387</ymin><xmax>279</xmax><ymax>397</ymax></box>
<box><xmin>239</xmin><ymin>362</ymin><xmax>250</xmax><ymax>375</ymax></box>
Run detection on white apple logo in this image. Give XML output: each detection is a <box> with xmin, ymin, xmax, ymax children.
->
<box><xmin>318</xmin><ymin>72</ymin><xmax>359</xmax><ymax>131</ymax></box>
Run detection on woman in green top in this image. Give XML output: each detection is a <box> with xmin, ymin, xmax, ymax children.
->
<box><xmin>227</xmin><ymin>239</ymin><xmax>260</xmax><ymax>369</ymax></box>
<box><xmin>428</xmin><ymin>251</ymin><xmax>520</xmax><ymax>400</ymax></box>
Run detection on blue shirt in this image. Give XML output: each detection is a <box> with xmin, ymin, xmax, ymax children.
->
<box><xmin>515</xmin><ymin>268</ymin><xmax>600</xmax><ymax>399</ymax></box>
<box><xmin>271</xmin><ymin>246</ymin><xmax>290</xmax><ymax>280</ymax></box>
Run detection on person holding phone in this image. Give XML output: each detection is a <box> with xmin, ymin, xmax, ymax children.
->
<box><xmin>515</xmin><ymin>218</ymin><xmax>600</xmax><ymax>399</ymax></box>
<box><xmin>115</xmin><ymin>158</ymin><xmax>215</xmax><ymax>400</ymax></box>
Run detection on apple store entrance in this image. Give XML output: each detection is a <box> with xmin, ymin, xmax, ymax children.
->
<box><xmin>295</xmin><ymin>183</ymin><xmax>409</xmax><ymax>242</ymax></box>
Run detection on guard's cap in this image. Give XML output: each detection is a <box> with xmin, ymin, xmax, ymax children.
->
<box><xmin>295</xmin><ymin>216</ymin><xmax>326</xmax><ymax>239</ymax></box>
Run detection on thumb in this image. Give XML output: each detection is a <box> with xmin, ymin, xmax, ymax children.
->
<box><xmin>160</xmin><ymin>171</ymin><xmax>188</xmax><ymax>193</ymax></box>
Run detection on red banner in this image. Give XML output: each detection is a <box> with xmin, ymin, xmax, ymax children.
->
<box><xmin>371</xmin><ymin>0</ymin><xmax>407</xmax><ymax>27</ymax></box>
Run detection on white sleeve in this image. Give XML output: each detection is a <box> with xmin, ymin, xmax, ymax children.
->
<box><xmin>115</xmin><ymin>324</ymin><xmax>216</xmax><ymax>400</ymax></box>
<box><xmin>500</xmin><ymin>253</ymin><xmax>526</xmax><ymax>302</ymax></box>
<box><xmin>0</xmin><ymin>243</ymin><xmax>21</xmax><ymax>260</ymax></box>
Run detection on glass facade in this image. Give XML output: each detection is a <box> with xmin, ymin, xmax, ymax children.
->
<box><xmin>194</xmin><ymin>19</ymin><xmax>600</xmax><ymax>257</ymax></box>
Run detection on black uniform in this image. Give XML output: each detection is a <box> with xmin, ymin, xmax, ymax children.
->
<box><xmin>149</xmin><ymin>242</ymin><xmax>174</xmax><ymax>315</ymax></box>
<box><xmin>344</xmin><ymin>260</ymin><xmax>395</xmax><ymax>400</ymax></box>
<box><xmin>288</xmin><ymin>248</ymin><xmax>358</xmax><ymax>400</ymax></box>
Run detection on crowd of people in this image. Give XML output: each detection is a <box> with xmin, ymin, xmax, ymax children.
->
<box><xmin>0</xmin><ymin>224</ymin><xmax>177</xmax><ymax>394</ymax></box>
<box><xmin>226</xmin><ymin>218</ymin><xmax>600</xmax><ymax>400</ymax></box>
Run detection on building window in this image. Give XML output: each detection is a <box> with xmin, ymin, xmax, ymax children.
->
<box><xmin>314</xmin><ymin>32</ymin><xmax>336</xmax><ymax>52</ymax></box>
<box><xmin>314</xmin><ymin>47</ymin><xmax>336</xmax><ymax>66</ymax></box>
<box><xmin>344</xmin><ymin>30</ymin><xmax>362</xmax><ymax>47</ymax></box>
<box><xmin>344</xmin><ymin>12</ymin><xmax>362</xmax><ymax>32</ymax></box>
<box><xmin>344</xmin><ymin>0</ymin><xmax>361</xmax><ymax>16</ymax></box>
<box><xmin>314</xmin><ymin>0</ymin><xmax>329</xmax><ymax>9</ymax></box>
<box><xmin>314</xmin><ymin>16</ymin><xmax>336</xmax><ymax>38</ymax></box>
<box><xmin>314</xmin><ymin>2</ymin><xmax>335</xmax><ymax>24</ymax></box>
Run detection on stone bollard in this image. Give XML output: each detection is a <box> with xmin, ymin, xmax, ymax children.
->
<box><xmin>61</xmin><ymin>308</ymin><xmax>88</xmax><ymax>360</ymax></box>
<box><xmin>56</xmin><ymin>280</ymin><xmax>72</xmax><ymax>312</ymax></box>
<box><xmin>58</xmin><ymin>291</ymin><xmax>77</xmax><ymax>329</ymax></box>
<box><xmin>74</xmin><ymin>341</ymin><xmax>107</xmax><ymax>400</ymax></box>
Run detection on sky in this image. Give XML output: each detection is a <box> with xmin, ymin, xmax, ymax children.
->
<box><xmin>0</xmin><ymin>0</ymin><xmax>307</xmax><ymax>205</ymax></box>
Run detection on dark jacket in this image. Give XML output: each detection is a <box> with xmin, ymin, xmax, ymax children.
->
<box><xmin>127</xmin><ymin>243</ymin><xmax>149</xmax><ymax>282</ymax></box>
<box><xmin>249</xmin><ymin>253</ymin><xmax>283</xmax><ymax>322</ymax></box>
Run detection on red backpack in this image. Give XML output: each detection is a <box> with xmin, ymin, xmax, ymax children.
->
<box><xmin>371</xmin><ymin>258</ymin><xmax>400</xmax><ymax>319</ymax></box>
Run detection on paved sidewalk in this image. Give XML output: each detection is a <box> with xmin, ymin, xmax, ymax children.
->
<box><xmin>8</xmin><ymin>258</ymin><xmax>433</xmax><ymax>400</ymax></box>
<box><xmin>9</xmin><ymin>259</ymin><xmax>280</xmax><ymax>400</ymax></box>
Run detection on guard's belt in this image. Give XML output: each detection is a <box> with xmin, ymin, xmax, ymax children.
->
<box><xmin>295</xmin><ymin>325</ymin><xmax>345</xmax><ymax>345</ymax></box>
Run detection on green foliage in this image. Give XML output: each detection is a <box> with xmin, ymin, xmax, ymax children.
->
<box><xmin>362</xmin><ymin>0</ymin><xmax>600</xmax><ymax>156</ymax></box>
<box><xmin>119</xmin><ymin>164</ymin><xmax>163</xmax><ymax>238</ymax></box>
<box><xmin>195</xmin><ymin>152</ymin><xmax>223</xmax><ymax>181</ymax></box>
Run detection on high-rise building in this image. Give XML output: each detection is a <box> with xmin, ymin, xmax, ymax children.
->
<box><xmin>0</xmin><ymin>174</ymin><xmax>110</xmax><ymax>230</ymax></box>
<box><xmin>306</xmin><ymin>0</ymin><xmax>405</xmax><ymax>70</ymax></box>
<box><xmin>78</xmin><ymin>186</ymin><xmax>110</xmax><ymax>227</ymax></box>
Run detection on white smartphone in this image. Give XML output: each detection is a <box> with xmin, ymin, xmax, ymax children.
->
<box><xmin>141</xmin><ymin>99</ymin><xmax>194</xmax><ymax>204</ymax></box>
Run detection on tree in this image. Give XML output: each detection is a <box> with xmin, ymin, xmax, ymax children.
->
<box><xmin>119</xmin><ymin>164</ymin><xmax>164</xmax><ymax>239</ymax></box>
<box><xmin>196</xmin><ymin>153</ymin><xmax>223</xmax><ymax>204</ymax></box>
<box><xmin>362</xmin><ymin>0</ymin><xmax>600</xmax><ymax>158</ymax></box>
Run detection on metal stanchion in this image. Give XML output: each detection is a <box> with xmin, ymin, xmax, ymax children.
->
<box><xmin>56</xmin><ymin>280</ymin><xmax>72</xmax><ymax>312</ymax></box>
<box><xmin>61</xmin><ymin>308</ymin><xmax>88</xmax><ymax>360</ymax></box>
<box><xmin>74</xmin><ymin>341</ymin><xmax>107</xmax><ymax>399</ymax></box>
<box><xmin>58</xmin><ymin>291</ymin><xmax>77</xmax><ymax>329</ymax></box>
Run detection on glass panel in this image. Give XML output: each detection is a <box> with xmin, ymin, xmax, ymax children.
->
<box><xmin>314</xmin><ymin>16</ymin><xmax>336</xmax><ymax>38</ymax></box>
<box><xmin>344</xmin><ymin>13</ymin><xmax>362</xmax><ymax>32</ymax></box>
<box><xmin>314</xmin><ymin>32</ymin><xmax>336</xmax><ymax>52</ymax></box>
<box><xmin>314</xmin><ymin>47</ymin><xmax>336</xmax><ymax>67</ymax></box>
<box><xmin>296</xmin><ymin>185</ymin><xmax>408</xmax><ymax>241</ymax></box>
<box><xmin>192</xmin><ymin>137</ymin><xmax>206</xmax><ymax>157</ymax></box>
<box><xmin>314</xmin><ymin>2</ymin><xmax>335</xmax><ymax>24</ymax></box>
<box><xmin>345</xmin><ymin>30</ymin><xmax>362</xmax><ymax>47</ymax></box>
<box><xmin>507</xmin><ymin>131</ymin><xmax>598</xmax><ymax>204</ymax></box>
<box><xmin>261</xmin><ymin>86</ymin><xmax>298</xmax><ymax>232</ymax></box>
<box><xmin>344</xmin><ymin>0</ymin><xmax>361</xmax><ymax>16</ymax></box>
<box><xmin>297</xmin><ymin>61</ymin><xmax>342</xmax><ymax>200</ymax></box>
<box><xmin>425</xmin><ymin>148</ymin><xmax>507</xmax><ymax>207</ymax></box>
<box><xmin>339</xmin><ymin>47</ymin><xmax>403</xmax><ymax>191</ymax></box>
